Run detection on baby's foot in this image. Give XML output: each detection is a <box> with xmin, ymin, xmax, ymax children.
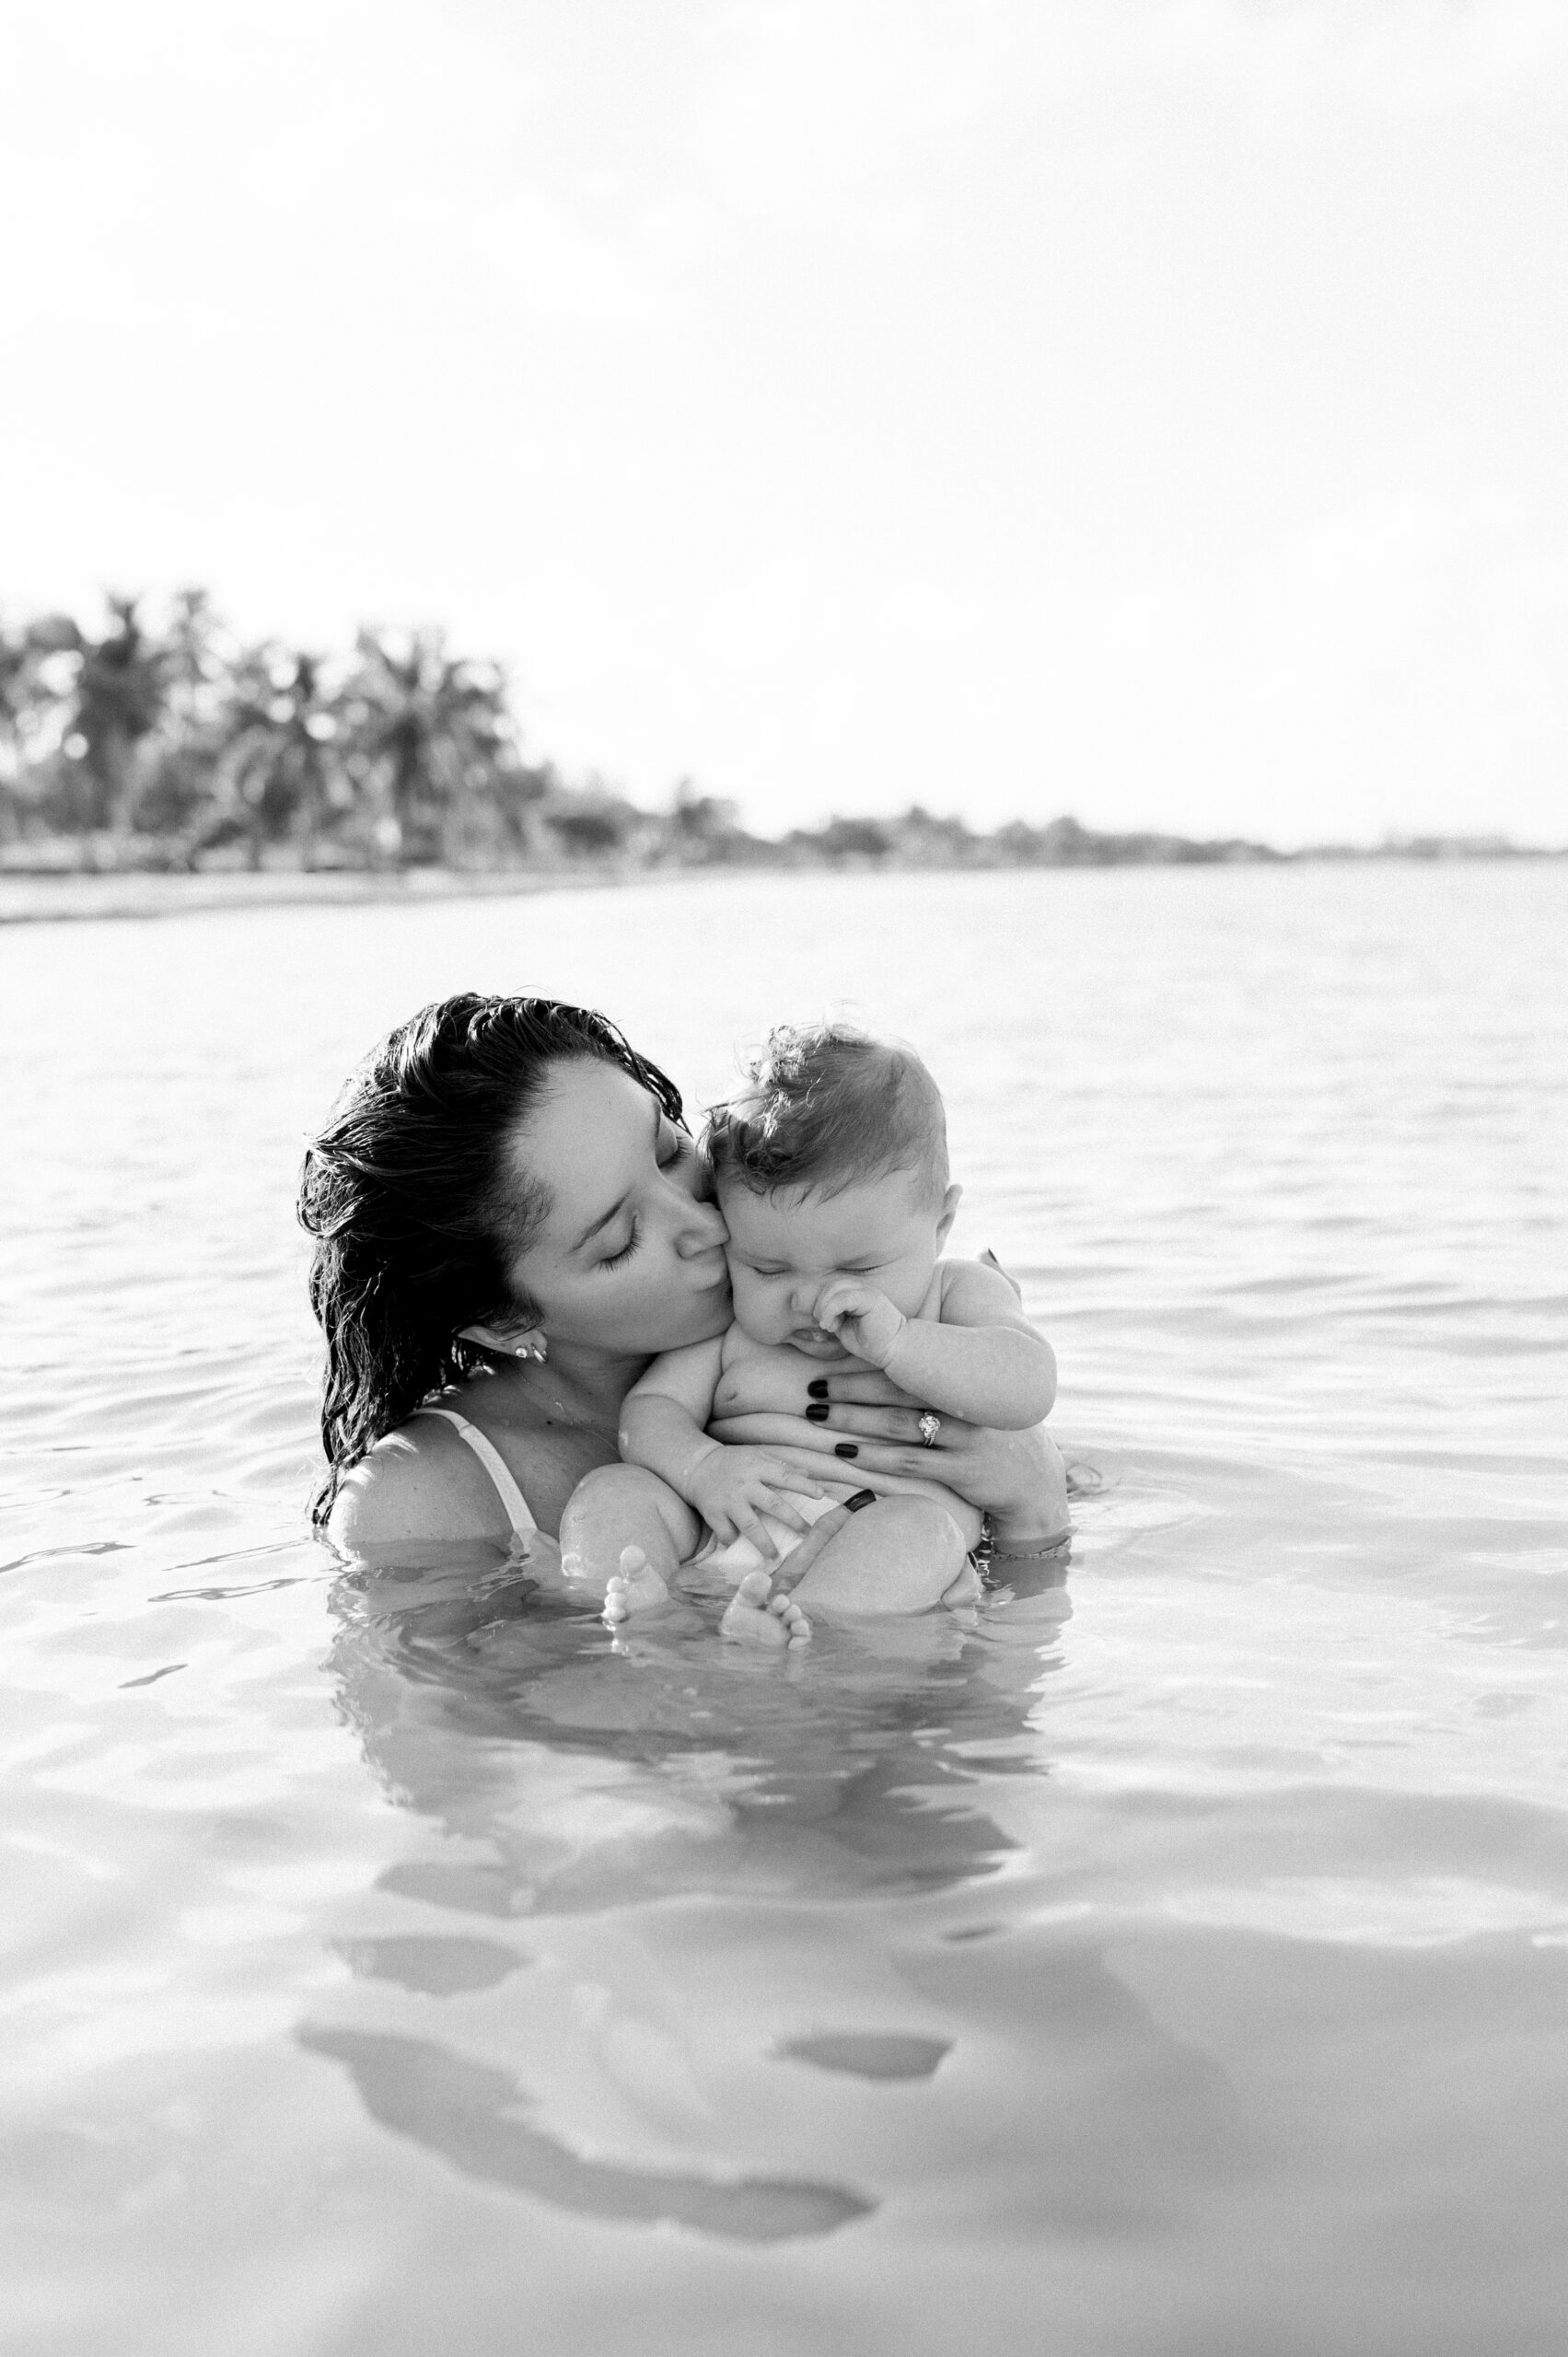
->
<box><xmin>720</xmin><ymin>1570</ymin><xmax>812</xmax><ymax>1650</ymax></box>
<box><xmin>602</xmin><ymin>1546</ymin><xmax>670</xmax><ymax>1628</ymax></box>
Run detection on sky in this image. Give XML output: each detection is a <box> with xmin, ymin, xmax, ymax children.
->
<box><xmin>5</xmin><ymin>0</ymin><xmax>1565</xmax><ymax>844</ymax></box>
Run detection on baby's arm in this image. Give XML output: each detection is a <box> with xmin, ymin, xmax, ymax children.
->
<box><xmin>813</xmin><ymin>1258</ymin><xmax>1056</xmax><ymax>1430</ymax></box>
<box><xmin>621</xmin><ymin>1336</ymin><xmax>829</xmax><ymax>1557</ymax></box>
<box><xmin>619</xmin><ymin>1338</ymin><xmax>726</xmax><ymax>1497</ymax></box>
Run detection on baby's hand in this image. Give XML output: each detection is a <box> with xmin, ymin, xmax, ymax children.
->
<box><xmin>688</xmin><ymin>1446</ymin><xmax>826</xmax><ymax>1558</ymax></box>
<box><xmin>812</xmin><ymin>1277</ymin><xmax>905</xmax><ymax>1368</ymax></box>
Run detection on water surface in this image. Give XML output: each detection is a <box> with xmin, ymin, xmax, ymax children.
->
<box><xmin>4</xmin><ymin>865</ymin><xmax>1565</xmax><ymax>2355</ymax></box>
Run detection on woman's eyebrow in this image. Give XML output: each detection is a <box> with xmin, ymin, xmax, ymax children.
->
<box><xmin>567</xmin><ymin>1097</ymin><xmax>660</xmax><ymax>1253</ymax></box>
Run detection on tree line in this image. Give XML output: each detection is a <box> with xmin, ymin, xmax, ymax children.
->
<box><xmin>3</xmin><ymin>588</ymin><xmax>1389</xmax><ymax>876</ymax></box>
<box><xmin>0</xmin><ymin>592</ymin><xmax>625</xmax><ymax>871</ymax></box>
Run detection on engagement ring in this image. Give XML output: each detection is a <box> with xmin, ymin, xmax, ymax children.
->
<box><xmin>917</xmin><ymin>1411</ymin><xmax>941</xmax><ymax>1447</ymax></box>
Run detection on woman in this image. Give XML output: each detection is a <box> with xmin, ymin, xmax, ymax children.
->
<box><xmin>299</xmin><ymin>992</ymin><xmax>1070</xmax><ymax>1628</ymax></box>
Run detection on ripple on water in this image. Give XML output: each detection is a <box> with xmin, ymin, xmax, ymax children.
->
<box><xmin>2</xmin><ymin>866</ymin><xmax>1566</xmax><ymax>2351</ymax></box>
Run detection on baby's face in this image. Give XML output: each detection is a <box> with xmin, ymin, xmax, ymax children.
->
<box><xmin>720</xmin><ymin>1167</ymin><xmax>948</xmax><ymax>1358</ymax></box>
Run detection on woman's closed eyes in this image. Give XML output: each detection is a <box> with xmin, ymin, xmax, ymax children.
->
<box><xmin>600</xmin><ymin>1222</ymin><xmax>641</xmax><ymax>1271</ymax></box>
<box><xmin>598</xmin><ymin>1122</ymin><xmax>694</xmax><ymax>1269</ymax></box>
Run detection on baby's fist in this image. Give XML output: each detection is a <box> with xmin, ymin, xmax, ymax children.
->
<box><xmin>812</xmin><ymin>1277</ymin><xmax>905</xmax><ymax>1366</ymax></box>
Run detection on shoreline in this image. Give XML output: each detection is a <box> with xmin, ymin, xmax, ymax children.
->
<box><xmin>2</xmin><ymin>848</ymin><xmax>1562</xmax><ymax>928</ymax></box>
<box><xmin>0</xmin><ymin>865</ymin><xmax>641</xmax><ymax>928</ymax></box>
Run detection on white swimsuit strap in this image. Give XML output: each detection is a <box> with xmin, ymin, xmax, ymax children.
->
<box><xmin>416</xmin><ymin>1407</ymin><xmax>538</xmax><ymax>1538</ymax></box>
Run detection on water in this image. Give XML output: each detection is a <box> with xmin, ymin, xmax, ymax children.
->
<box><xmin>3</xmin><ymin>865</ymin><xmax>1565</xmax><ymax>2357</ymax></box>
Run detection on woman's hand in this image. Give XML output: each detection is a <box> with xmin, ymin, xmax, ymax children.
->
<box><xmin>705</xmin><ymin>1258</ymin><xmax>1069</xmax><ymax>1545</ymax></box>
<box><xmin>792</xmin><ymin>1384</ymin><xmax>1065</xmax><ymax>1541</ymax></box>
<box><xmin>709</xmin><ymin>1371</ymin><xmax>1070</xmax><ymax>1547</ymax></box>
<box><xmin>808</xmin><ymin>1252</ymin><xmax>1063</xmax><ymax>1539</ymax></box>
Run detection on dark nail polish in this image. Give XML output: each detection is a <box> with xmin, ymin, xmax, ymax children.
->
<box><xmin>844</xmin><ymin>1489</ymin><xmax>876</xmax><ymax>1512</ymax></box>
<box><xmin>806</xmin><ymin>1401</ymin><xmax>830</xmax><ymax>1423</ymax></box>
<box><xmin>834</xmin><ymin>1442</ymin><xmax>858</xmax><ymax>1459</ymax></box>
<box><xmin>807</xmin><ymin>1378</ymin><xmax>830</xmax><ymax>1399</ymax></box>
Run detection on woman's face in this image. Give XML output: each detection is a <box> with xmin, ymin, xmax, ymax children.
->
<box><xmin>500</xmin><ymin>1059</ymin><xmax>732</xmax><ymax>1358</ymax></box>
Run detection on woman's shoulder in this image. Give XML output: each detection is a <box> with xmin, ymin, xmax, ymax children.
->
<box><xmin>326</xmin><ymin>1411</ymin><xmax>516</xmax><ymax>1554</ymax></box>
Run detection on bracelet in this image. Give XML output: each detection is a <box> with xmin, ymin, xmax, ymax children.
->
<box><xmin>971</xmin><ymin>1514</ymin><xmax>1069</xmax><ymax>1565</ymax></box>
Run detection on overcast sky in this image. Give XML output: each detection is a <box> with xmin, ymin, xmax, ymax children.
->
<box><xmin>6</xmin><ymin>0</ymin><xmax>1565</xmax><ymax>843</ymax></box>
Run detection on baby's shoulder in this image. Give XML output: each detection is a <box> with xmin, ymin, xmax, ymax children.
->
<box><xmin>934</xmin><ymin>1254</ymin><xmax>1023</xmax><ymax>1323</ymax></box>
<box><xmin>925</xmin><ymin>1260</ymin><xmax>963</xmax><ymax>1321</ymax></box>
<box><xmin>717</xmin><ymin>1318</ymin><xmax>760</xmax><ymax>1369</ymax></box>
<box><xmin>712</xmin><ymin>1321</ymin><xmax>778</xmax><ymax>1403</ymax></box>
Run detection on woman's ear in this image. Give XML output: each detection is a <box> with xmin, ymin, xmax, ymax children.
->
<box><xmin>935</xmin><ymin>1182</ymin><xmax>963</xmax><ymax>1248</ymax></box>
<box><xmin>459</xmin><ymin>1321</ymin><xmax>547</xmax><ymax>1363</ymax></box>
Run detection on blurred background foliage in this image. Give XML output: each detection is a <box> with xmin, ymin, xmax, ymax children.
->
<box><xmin>3</xmin><ymin>591</ymin><xmax>1458</xmax><ymax>876</ymax></box>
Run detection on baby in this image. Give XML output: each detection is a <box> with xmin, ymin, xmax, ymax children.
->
<box><xmin>614</xmin><ymin>1022</ymin><xmax>1056</xmax><ymax>1642</ymax></box>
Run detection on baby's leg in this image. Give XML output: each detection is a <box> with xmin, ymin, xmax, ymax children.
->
<box><xmin>558</xmin><ymin>1464</ymin><xmax>702</xmax><ymax>1618</ymax></box>
<box><xmin>786</xmin><ymin>1495</ymin><xmax>971</xmax><ymax>1620</ymax></box>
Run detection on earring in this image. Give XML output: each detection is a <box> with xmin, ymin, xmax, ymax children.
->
<box><xmin>514</xmin><ymin>1329</ymin><xmax>547</xmax><ymax>1364</ymax></box>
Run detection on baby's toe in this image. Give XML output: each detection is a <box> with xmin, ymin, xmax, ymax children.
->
<box><xmin>769</xmin><ymin>1594</ymin><xmax>812</xmax><ymax>1646</ymax></box>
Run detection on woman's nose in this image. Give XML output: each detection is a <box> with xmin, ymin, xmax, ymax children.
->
<box><xmin>679</xmin><ymin>1198</ymin><xmax>728</xmax><ymax>1256</ymax></box>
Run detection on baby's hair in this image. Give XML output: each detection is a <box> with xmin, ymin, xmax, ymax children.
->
<box><xmin>705</xmin><ymin>1021</ymin><xmax>949</xmax><ymax>1204</ymax></box>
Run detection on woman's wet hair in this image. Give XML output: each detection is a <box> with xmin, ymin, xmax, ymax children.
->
<box><xmin>298</xmin><ymin>992</ymin><xmax>682</xmax><ymax>1526</ymax></box>
<box><xmin>706</xmin><ymin>1021</ymin><xmax>948</xmax><ymax>1205</ymax></box>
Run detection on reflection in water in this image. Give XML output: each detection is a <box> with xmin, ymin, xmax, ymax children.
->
<box><xmin>324</xmin><ymin>1542</ymin><xmax>1073</xmax><ymax>1916</ymax></box>
<box><xmin>776</xmin><ymin>2031</ymin><xmax>952</xmax><ymax>2080</ymax></box>
<box><xmin>304</xmin><ymin>1545</ymin><xmax>1082</xmax><ymax>2236</ymax></box>
<box><xmin>11</xmin><ymin>870</ymin><xmax>1562</xmax><ymax>2333</ymax></box>
<box><xmin>297</xmin><ymin>2027</ymin><xmax>877</xmax><ymax>2241</ymax></box>
<box><xmin>330</xmin><ymin>1935</ymin><xmax>531</xmax><ymax>1995</ymax></box>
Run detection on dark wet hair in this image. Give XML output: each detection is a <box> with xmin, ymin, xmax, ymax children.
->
<box><xmin>705</xmin><ymin>1020</ymin><xmax>948</xmax><ymax>1204</ymax></box>
<box><xmin>298</xmin><ymin>992</ymin><xmax>682</xmax><ymax>1526</ymax></box>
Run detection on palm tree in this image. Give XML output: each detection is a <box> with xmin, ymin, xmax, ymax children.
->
<box><xmin>0</xmin><ymin>624</ymin><xmax>33</xmax><ymax>845</ymax></box>
<box><xmin>64</xmin><ymin>598</ymin><xmax>172</xmax><ymax>850</ymax></box>
<box><xmin>204</xmin><ymin>643</ymin><xmax>344</xmax><ymax>867</ymax></box>
<box><xmin>0</xmin><ymin>621</ymin><xmax>42</xmax><ymax>834</ymax></box>
<box><xmin>338</xmin><ymin>628</ymin><xmax>522</xmax><ymax>865</ymax></box>
<box><xmin>27</xmin><ymin>591</ymin><xmax>238</xmax><ymax>860</ymax></box>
